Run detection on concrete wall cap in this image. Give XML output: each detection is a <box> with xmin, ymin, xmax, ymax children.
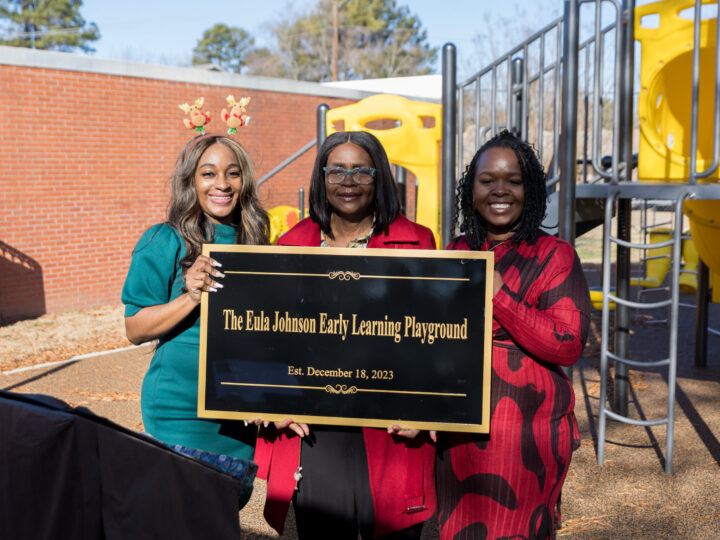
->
<box><xmin>0</xmin><ymin>45</ymin><xmax>378</xmax><ymax>100</ymax></box>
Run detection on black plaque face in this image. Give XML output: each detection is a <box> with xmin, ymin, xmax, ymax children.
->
<box><xmin>198</xmin><ymin>245</ymin><xmax>493</xmax><ymax>433</ymax></box>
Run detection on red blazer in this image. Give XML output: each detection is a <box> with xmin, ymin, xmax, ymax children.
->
<box><xmin>277</xmin><ymin>213</ymin><xmax>437</xmax><ymax>250</ymax></box>
<box><xmin>255</xmin><ymin>214</ymin><xmax>437</xmax><ymax>538</ymax></box>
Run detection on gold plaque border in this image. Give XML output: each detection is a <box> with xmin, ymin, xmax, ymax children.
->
<box><xmin>197</xmin><ymin>245</ymin><xmax>494</xmax><ymax>434</ymax></box>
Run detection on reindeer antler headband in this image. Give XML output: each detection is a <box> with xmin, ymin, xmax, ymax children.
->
<box><xmin>221</xmin><ymin>95</ymin><xmax>251</xmax><ymax>134</ymax></box>
<box><xmin>179</xmin><ymin>97</ymin><xmax>211</xmax><ymax>133</ymax></box>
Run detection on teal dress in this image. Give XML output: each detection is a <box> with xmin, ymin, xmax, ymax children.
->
<box><xmin>122</xmin><ymin>223</ymin><xmax>256</xmax><ymax>460</ymax></box>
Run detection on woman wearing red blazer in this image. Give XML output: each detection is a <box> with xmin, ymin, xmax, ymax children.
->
<box><xmin>255</xmin><ymin>131</ymin><xmax>436</xmax><ymax>539</ymax></box>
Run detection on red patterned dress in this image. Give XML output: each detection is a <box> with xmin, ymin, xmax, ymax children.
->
<box><xmin>438</xmin><ymin>232</ymin><xmax>591</xmax><ymax>540</ymax></box>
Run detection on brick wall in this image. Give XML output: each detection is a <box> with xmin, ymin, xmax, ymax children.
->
<box><xmin>0</xmin><ymin>48</ymin><xmax>368</xmax><ymax>323</ymax></box>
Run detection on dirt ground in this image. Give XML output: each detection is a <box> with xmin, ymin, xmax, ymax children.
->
<box><xmin>2</xmin><ymin>264</ymin><xmax>720</xmax><ymax>539</ymax></box>
<box><xmin>0</xmin><ymin>304</ymin><xmax>129</xmax><ymax>373</ymax></box>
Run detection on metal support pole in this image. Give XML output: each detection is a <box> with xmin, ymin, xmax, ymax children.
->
<box><xmin>441</xmin><ymin>43</ymin><xmax>458</xmax><ymax>248</ymax></box>
<box><xmin>559</xmin><ymin>0</ymin><xmax>580</xmax><ymax>380</ymax></box>
<box><xmin>317</xmin><ymin>104</ymin><xmax>329</xmax><ymax>152</ymax></box>
<box><xmin>511</xmin><ymin>57</ymin><xmax>524</xmax><ymax>138</ymax></box>
<box><xmin>559</xmin><ymin>0</ymin><xmax>579</xmax><ymax>246</ymax></box>
<box><xmin>622</xmin><ymin>0</ymin><xmax>636</xmax><ymax>179</ymax></box>
<box><xmin>299</xmin><ymin>188</ymin><xmax>305</xmax><ymax>221</ymax></box>
<box><xmin>613</xmin><ymin>0</ymin><xmax>636</xmax><ymax>416</ymax></box>
<box><xmin>614</xmin><ymin>198</ymin><xmax>631</xmax><ymax>416</ymax></box>
<box><xmin>695</xmin><ymin>258</ymin><xmax>710</xmax><ymax>368</ymax></box>
<box><xmin>665</xmin><ymin>193</ymin><xmax>687</xmax><ymax>474</ymax></box>
<box><xmin>597</xmin><ymin>189</ymin><xmax>619</xmax><ymax>467</ymax></box>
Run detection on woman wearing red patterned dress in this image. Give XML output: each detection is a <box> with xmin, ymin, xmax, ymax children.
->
<box><xmin>255</xmin><ymin>131</ymin><xmax>437</xmax><ymax>540</ymax></box>
<box><xmin>437</xmin><ymin>130</ymin><xmax>591</xmax><ymax>540</ymax></box>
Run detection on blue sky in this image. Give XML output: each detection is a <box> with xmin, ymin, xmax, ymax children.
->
<box><xmin>80</xmin><ymin>0</ymin><xmax>565</xmax><ymax>78</ymax></box>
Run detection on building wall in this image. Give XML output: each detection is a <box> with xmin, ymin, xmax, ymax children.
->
<box><xmin>0</xmin><ymin>47</ymin><xmax>371</xmax><ymax>323</ymax></box>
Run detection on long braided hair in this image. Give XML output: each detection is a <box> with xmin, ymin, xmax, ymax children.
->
<box><xmin>456</xmin><ymin>130</ymin><xmax>547</xmax><ymax>249</ymax></box>
<box><xmin>168</xmin><ymin>134</ymin><xmax>269</xmax><ymax>271</ymax></box>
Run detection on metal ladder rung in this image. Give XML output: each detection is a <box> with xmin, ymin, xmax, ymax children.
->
<box><xmin>640</xmin><ymin>221</ymin><xmax>672</xmax><ymax>230</ymax></box>
<box><xmin>603</xmin><ymin>408</ymin><xmax>669</xmax><ymax>427</ymax></box>
<box><xmin>606</xmin><ymin>351</ymin><xmax>670</xmax><ymax>368</ymax></box>
<box><xmin>606</xmin><ymin>293</ymin><xmax>671</xmax><ymax>310</ymax></box>
<box><xmin>643</xmin><ymin>254</ymin><xmax>670</xmax><ymax>262</ymax></box>
<box><xmin>610</xmin><ymin>236</ymin><xmax>676</xmax><ymax>250</ymax></box>
<box><xmin>637</xmin><ymin>286</ymin><xmax>669</xmax><ymax>294</ymax></box>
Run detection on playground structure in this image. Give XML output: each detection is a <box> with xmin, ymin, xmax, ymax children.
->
<box><xmin>326</xmin><ymin>94</ymin><xmax>442</xmax><ymax>242</ymax></box>
<box><xmin>264</xmin><ymin>94</ymin><xmax>442</xmax><ymax>243</ymax></box>
<box><xmin>636</xmin><ymin>0</ymin><xmax>719</xmax><ymax>182</ymax></box>
<box><xmin>258</xmin><ymin>0</ymin><xmax>719</xmax><ymax>474</ymax></box>
<box><xmin>452</xmin><ymin>0</ymin><xmax>719</xmax><ymax>475</ymax></box>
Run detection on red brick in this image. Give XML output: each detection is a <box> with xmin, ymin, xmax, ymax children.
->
<box><xmin>1</xmin><ymin>64</ymin><xmax>358</xmax><ymax>319</ymax></box>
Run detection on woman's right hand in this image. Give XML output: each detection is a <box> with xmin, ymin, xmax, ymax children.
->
<box><xmin>252</xmin><ymin>417</ymin><xmax>310</xmax><ymax>438</ymax></box>
<box><xmin>274</xmin><ymin>419</ymin><xmax>310</xmax><ymax>438</ymax></box>
<box><xmin>185</xmin><ymin>255</ymin><xmax>224</xmax><ymax>304</ymax></box>
<box><xmin>125</xmin><ymin>254</ymin><xmax>224</xmax><ymax>345</ymax></box>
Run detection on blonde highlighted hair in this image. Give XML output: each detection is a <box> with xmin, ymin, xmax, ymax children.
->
<box><xmin>168</xmin><ymin>134</ymin><xmax>269</xmax><ymax>270</ymax></box>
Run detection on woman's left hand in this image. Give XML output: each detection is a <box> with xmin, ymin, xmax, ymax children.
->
<box><xmin>387</xmin><ymin>425</ymin><xmax>437</xmax><ymax>443</ymax></box>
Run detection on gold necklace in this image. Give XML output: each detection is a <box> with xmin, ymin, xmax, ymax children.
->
<box><xmin>488</xmin><ymin>238</ymin><xmax>511</xmax><ymax>251</ymax></box>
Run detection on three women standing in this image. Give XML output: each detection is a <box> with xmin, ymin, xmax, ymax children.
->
<box><xmin>122</xmin><ymin>124</ymin><xmax>589</xmax><ymax>539</ymax></box>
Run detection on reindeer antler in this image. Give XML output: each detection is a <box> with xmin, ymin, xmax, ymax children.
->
<box><xmin>179</xmin><ymin>103</ymin><xmax>192</xmax><ymax>114</ymax></box>
<box><xmin>194</xmin><ymin>97</ymin><xmax>204</xmax><ymax>109</ymax></box>
<box><xmin>226</xmin><ymin>95</ymin><xmax>251</xmax><ymax>108</ymax></box>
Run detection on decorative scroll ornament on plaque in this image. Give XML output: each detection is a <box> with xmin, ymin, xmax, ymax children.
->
<box><xmin>328</xmin><ymin>271</ymin><xmax>361</xmax><ymax>281</ymax></box>
<box><xmin>324</xmin><ymin>384</ymin><xmax>359</xmax><ymax>394</ymax></box>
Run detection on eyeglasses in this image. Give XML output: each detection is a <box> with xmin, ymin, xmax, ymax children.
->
<box><xmin>323</xmin><ymin>166</ymin><xmax>376</xmax><ymax>185</ymax></box>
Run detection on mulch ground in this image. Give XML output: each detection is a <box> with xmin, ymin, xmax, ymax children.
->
<box><xmin>2</xmin><ymin>270</ymin><xmax>720</xmax><ymax>538</ymax></box>
<box><xmin>0</xmin><ymin>304</ymin><xmax>130</xmax><ymax>373</ymax></box>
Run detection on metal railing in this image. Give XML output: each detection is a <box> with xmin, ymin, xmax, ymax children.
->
<box><xmin>455</xmin><ymin>17</ymin><xmax>564</xmax><ymax>178</ymax></box>
<box><xmin>255</xmin><ymin>104</ymin><xmax>330</xmax><ymax>216</ymax></box>
<box><xmin>445</xmin><ymin>0</ymin><xmax>720</xmax><ymax>474</ymax></box>
<box><xmin>256</xmin><ymin>139</ymin><xmax>317</xmax><ymax>187</ymax></box>
<box><xmin>454</xmin><ymin>1</ymin><xmax>626</xmax><ymax>188</ymax></box>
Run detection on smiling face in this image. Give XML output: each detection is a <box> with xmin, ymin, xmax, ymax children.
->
<box><xmin>472</xmin><ymin>146</ymin><xmax>525</xmax><ymax>241</ymax></box>
<box><xmin>324</xmin><ymin>142</ymin><xmax>376</xmax><ymax>223</ymax></box>
<box><xmin>193</xmin><ymin>142</ymin><xmax>243</xmax><ymax>225</ymax></box>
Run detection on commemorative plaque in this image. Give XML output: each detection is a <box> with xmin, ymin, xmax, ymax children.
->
<box><xmin>198</xmin><ymin>246</ymin><xmax>493</xmax><ymax>433</ymax></box>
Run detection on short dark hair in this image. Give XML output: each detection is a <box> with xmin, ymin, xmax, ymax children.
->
<box><xmin>456</xmin><ymin>130</ymin><xmax>547</xmax><ymax>249</ymax></box>
<box><xmin>309</xmin><ymin>131</ymin><xmax>400</xmax><ymax>238</ymax></box>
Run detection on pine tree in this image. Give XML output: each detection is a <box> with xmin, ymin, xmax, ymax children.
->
<box><xmin>191</xmin><ymin>24</ymin><xmax>258</xmax><ymax>73</ymax></box>
<box><xmin>245</xmin><ymin>0</ymin><xmax>437</xmax><ymax>82</ymax></box>
<box><xmin>0</xmin><ymin>0</ymin><xmax>99</xmax><ymax>53</ymax></box>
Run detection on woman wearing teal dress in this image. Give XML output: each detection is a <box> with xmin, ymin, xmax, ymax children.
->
<box><xmin>122</xmin><ymin>134</ymin><xmax>269</xmax><ymax>461</ymax></box>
